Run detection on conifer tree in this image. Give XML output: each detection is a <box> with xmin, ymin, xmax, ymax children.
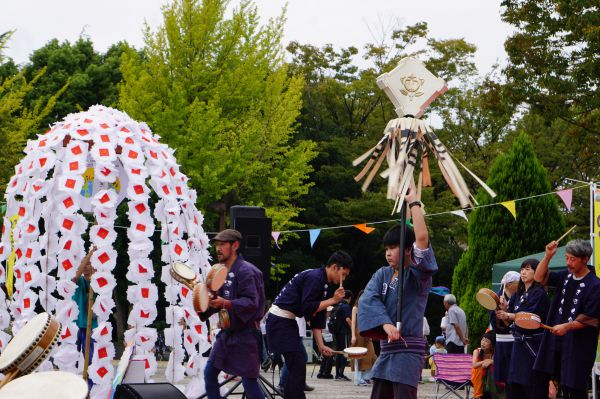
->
<box><xmin>452</xmin><ymin>132</ymin><xmax>565</xmax><ymax>346</ymax></box>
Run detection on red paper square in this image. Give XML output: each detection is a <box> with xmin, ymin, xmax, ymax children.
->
<box><xmin>174</xmin><ymin>244</ymin><xmax>182</xmax><ymax>255</ymax></box>
<box><xmin>135</xmin><ymin>203</ymin><xmax>146</xmax><ymax>214</ymax></box>
<box><xmin>71</xmin><ymin>145</ymin><xmax>82</xmax><ymax>155</ymax></box>
<box><xmin>65</xmin><ymin>178</ymin><xmax>76</xmax><ymax>189</ymax></box>
<box><xmin>98</xmin><ymin>252</ymin><xmax>110</xmax><ymax>264</ymax></box>
<box><xmin>39</xmin><ymin>158</ymin><xmax>47</xmax><ymax>167</ymax></box>
<box><xmin>141</xmin><ymin>287</ymin><xmax>149</xmax><ymax>298</ymax></box>
<box><xmin>136</xmin><ymin>224</ymin><xmax>146</xmax><ymax>232</ymax></box>
<box><xmin>62</xmin><ymin>259</ymin><xmax>73</xmax><ymax>271</ymax></box>
<box><xmin>133</xmin><ymin>185</ymin><xmax>144</xmax><ymax>195</ymax></box>
<box><xmin>62</xmin><ymin>219</ymin><xmax>74</xmax><ymax>230</ymax></box>
<box><xmin>128</xmin><ymin>150</ymin><xmax>138</xmax><ymax>159</ymax></box>
<box><xmin>63</xmin><ymin>197</ymin><xmax>74</xmax><ymax>208</ymax></box>
<box><xmin>69</xmin><ymin>161</ymin><xmax>79</xmax><ymax>171</ymax></box>
<box><xmin>98</xmin><ymin>347</ymin><xmax>108</xmax><ymax>359</ymax></box>
<box><xmin>97</xmin><ymin>277</ymin><xmax>108</xmax><ymax>287</ymax></box>
<box><xmin>99</xmin><ymin>148</ymin><xmax>109</xmax><ymax>157</ymax></box>
<box><xmin>99</xmin><ymin>193</ymin><xmax>110</xmax><ymax>204</ymax></box>
<box><xmin>76</xmin><ymin>129</ymin><xmax>89</xmax><ymax>136</ymax></box>
<box><xmin>97</xmin><ymin>228</ymin><xmax>109</xmax><ymax>239</ymax></box>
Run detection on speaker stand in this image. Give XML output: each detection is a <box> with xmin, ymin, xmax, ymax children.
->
<box><xmin>197</xmin><ymin>374</ymin><xmax>283</xmax><ymax>399</ymax></box>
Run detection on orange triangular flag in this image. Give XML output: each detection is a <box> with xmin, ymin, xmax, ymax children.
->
<box><xmin>354</xmin><ymin>224</ymin><xmax>375</xmax><ymax>234</ymax></box>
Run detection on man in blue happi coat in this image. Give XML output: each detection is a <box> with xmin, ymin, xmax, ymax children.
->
<box><xmin>358</xmin><ymin>191</ymin><xmax>438</xmax><ymax>399</ymax></box>
<box><xmin>533</xmin><ymin>239</ymin><xmax>600</xmax><ymax>399</ymax></box>
<box><xmin>266</xmin><ymin>250</ymin><xmax>352</xmax><ymax>399</ymax></box>
<box><xmin>201</xmin><ymin>229</ymin><xmax>266</xmax><ymax>399</ymax></box>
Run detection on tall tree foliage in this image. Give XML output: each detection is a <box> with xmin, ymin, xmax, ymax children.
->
<box><xmin>22</xmin><ymin>38</ymin><xmax>127</xmax><ymax>129</ymax></box>
<box><xmin>501</xmin><ymin>0</ymin><xmax>599</xmax><ymax>237</ymax></box>
<box><xmin>452</xmin><ymin>133</ymin><xmax>565</xmax><ymax>347</ymax></box>
<box><xmin>0</xmin><ymin>32</ymin><xmax>65</xmax><ymax>194</ymax></box>
<box><xmin>119</xmin><ymin>0</ymin><xmax>315</xmax><ymax>230</ymax></box>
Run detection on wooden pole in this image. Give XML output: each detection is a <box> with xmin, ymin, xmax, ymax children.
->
<box><xmin>396</xmin><ymin>202</ymin><xmax>407</xmax><ymax>335</ymax></box>
<box><xmin>82</xmin><ymin>283</ymin><xmax>94</xmax><ymax>382</ymax></box>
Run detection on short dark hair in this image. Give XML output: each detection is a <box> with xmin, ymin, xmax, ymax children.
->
<box><xmin>326</xmin><ymin>250</ymin><xmax>353</xmax><ymax>270</ymax></box>
<box><xmin>344</xmin><ymin>289</ymin><xmax>353</xmax><ymax>299</ymax></box>
<box><xmin>383</xmin><ymin>224</ymin><xmax>415</xmax><ymax>249</ymax></box>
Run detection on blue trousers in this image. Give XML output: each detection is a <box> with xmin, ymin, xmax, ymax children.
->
<box><xmin>204</xmin><ymin>360</ymin><xmax>264</xmax><ymax>399</ymax></box>
<box><xmin>280</xmin><ymin>344</ymin><xmax>308</xmax><ymax>386</ymax></box>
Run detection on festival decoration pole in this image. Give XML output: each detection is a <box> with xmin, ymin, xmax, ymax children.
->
<box><xmin>82</xmin><ymin>284</ymin><xmax>94</xmax><ymax>381</ymax></box>
<box><xmin>354</xmin><ymin>57</ymin><xmax>497</xmax><ymax>336</ymax></box>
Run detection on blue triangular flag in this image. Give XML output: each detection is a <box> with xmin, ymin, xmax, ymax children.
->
<box><xmin>309</xmin><ymin>229</ymin><xmax>321</xmax><ymax>248</ymax></box>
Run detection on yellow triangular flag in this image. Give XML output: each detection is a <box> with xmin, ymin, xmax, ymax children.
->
<box><xmin>354</xmin><ymin>223</ymin><xmax>375</xmax><ymax>234</ymax></box>
<box><xmin>501</xmin><ymin>201</ymin><xmax>516</xmax><ymax>220</ymax></box>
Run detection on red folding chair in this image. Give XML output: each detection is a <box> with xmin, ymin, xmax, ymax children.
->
<box><xmin>432</xmin><ymin>353</ymin><xmax>473</xmax><ymax>399</ymax></box>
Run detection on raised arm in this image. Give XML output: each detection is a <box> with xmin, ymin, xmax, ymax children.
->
<box><xmin>405</xmin><ymin>187</ymin><xmax>428</xmax><ymax>250</ymax></box>
<box><xmin>535</xmin><ymin>241</ymin><xmax>558</xmax><ymax>285</ymax></box>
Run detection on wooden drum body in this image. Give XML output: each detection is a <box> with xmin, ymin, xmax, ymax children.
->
<box><xmin>475</xmin><ymin>288</ymin><xmax>499</xmax><ymax>310</ymax></box>
<box><xmin>193</xmin><ymin>283</ymin><xmax>209</xmax><ymax>313</ymax></box>
<box><xmin>206</xmin><ymin>264</ymin><xmax>227</xmax><ymax>292</ymax></box>
<box><xmin>169</xmin><ymin>261</ymin><xmax>198</xmax><ymax>289</ymax></box>
<box><xmin>0</xmin><ymin>313</ymin><xmax>61</xmax><ymax>387</ymax></box>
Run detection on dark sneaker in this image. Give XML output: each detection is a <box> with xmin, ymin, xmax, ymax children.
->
<box><xmin>335</xmin><ymin>375</ymin><xmax>351</xmax><ymax>381</ymax></box>
<box><xmin>317</xmin><ymin>374</ymin><xmax>333</xmax><ymax>379</ymax></box>
<box><xmin>304</xmin><ymin>384</ymin><xmax>315</xmax><ymax>391</ymax></box>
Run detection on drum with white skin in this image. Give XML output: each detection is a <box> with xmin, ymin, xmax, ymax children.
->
<box><xmin>0</xmin><ymin>371</ymin><xmax>88</xmax><ymax>399</ymax></box>
<box><xmin>0</xmin><ymin>313</ymin><xmax>61</xmax><ymax>388</ymax></box>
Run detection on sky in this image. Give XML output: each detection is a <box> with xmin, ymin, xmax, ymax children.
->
<box><xmin>1</xmin><ymin>0</ymin><xmax>514</xmax><ymax>75</ymax></box>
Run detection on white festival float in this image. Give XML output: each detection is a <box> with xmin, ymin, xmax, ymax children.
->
<box><xmin>0</xmin><ymin>105</ymin><xmax>213</xmax><ymax>398</ymax></box>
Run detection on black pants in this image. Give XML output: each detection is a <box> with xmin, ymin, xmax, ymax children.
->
<box><xmin>282</xmin><ymin>350</ymin><xmax>306</xmax><ymax>399</ymax></box>
<box><xmin>446</xmin><ymin>341</ymin><xmax>464</xmax><ymax>354</ymax></box>
<box><xmin>370</xmin><ymin>378</ymin><xmax>417</xmax><ymax>399</ymax></box>
<box><xmin>334</xmin><ymin>332</ymin><xmax>349</xmax><ymax>377</ymax></box>
<box><xmin>319</xmin><ymin>341</ymin><xmax>333</xmax><ymax>376</ymax></box>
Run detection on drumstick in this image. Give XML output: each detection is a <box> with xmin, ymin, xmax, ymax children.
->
<box><xmin>556</xmin><ymin>225</ymin><xmax>577</xmax><ymax>243</ymax></box>
<box><xmin>340</xmin><ymin>269</ymin><xmax>344</xmax><ymax>289</ymax></box>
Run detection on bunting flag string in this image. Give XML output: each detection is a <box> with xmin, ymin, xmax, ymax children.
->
<box><xmin>0</xmin><ymin>185</ymin><xmax>586</xmax><ymax>245</ymax></box>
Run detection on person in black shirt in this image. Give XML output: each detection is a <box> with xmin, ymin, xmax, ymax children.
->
<box><xmin>334</xmin><ymin>290</ymin><xmax>353</xmax><ymax>381</ymax></box>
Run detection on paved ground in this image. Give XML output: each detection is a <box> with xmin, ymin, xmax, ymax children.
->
<box><xmin>154</xmin><ymin>361</ymin><xmax>445</xmax><ymax>398</ymax></box>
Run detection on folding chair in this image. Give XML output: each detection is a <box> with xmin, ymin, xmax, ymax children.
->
<box><xmin>432</xmin><ymin>353</ymin><xmax>473</xmax><ymax>399</ymax></box>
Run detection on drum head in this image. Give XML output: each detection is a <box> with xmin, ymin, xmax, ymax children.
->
<box><xmin>475</xmin><ymin>291</ymin><xmax>498</xmax><ymax>311</ymax></box>
<box><xmin>170</xmin><ymin>261</ymin><xmax>196</xmax><ymax>281</ymax></box>
<box><xmin>0</xmin><ymin>313</ymin><xmax>49</xmax><ymax>371</ymax></box>
<box><xmin>515</xmin><ymin>312</ymin><xmax>541</xmax><ymax>330</ymax></box>
<box><xmin>193</xmin><ymin>283</ymin><xmax>209</xmax><ymax>313</ymax></box>
<box><xmin>208</xmin><ymin>265</ymin><xmax>227</xmax><ymax>291</ymax></box>
<box><xmin>0</xmin><ymin>371</ymin><xmax>88</xmax><ymax>399</ymax></box>
<box><xmin>344</xmin><ymin>347</ymin><xmax>367</xmax><ymax>358</ymax></box>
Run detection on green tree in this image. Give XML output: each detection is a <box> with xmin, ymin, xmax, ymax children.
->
<box><xmin>452</xmin><ymin>133</ymin><xmax>565</xmax><ymax>348</ymax></box>
<box><xmin>119</xmin><ymin>0</ymin><xmax>315</xmax><ymax>230</ymax></box>
<box><xmin>500</xmin><ymin>0</ymin><xmax>599</xmax><ymax>235</ymax></box>
<box><xmin>0</xmin><ymin>32</ymin><xmax>66</xmax><ymax>194</ymax></box>
<box><xmin>22</xmin><ymin>38</ymin><xmax>128</xmax><ymax>129</ymax></box>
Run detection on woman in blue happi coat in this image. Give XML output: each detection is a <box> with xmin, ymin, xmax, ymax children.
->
<box><xmin>496</xmin><ymin>258</ymin><xmax>549</xmax><ymax>399</ymax></box>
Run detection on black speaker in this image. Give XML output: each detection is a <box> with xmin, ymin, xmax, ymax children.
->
<box><xmin>114</xmin><ymin>383</ymin><xmax>187</xmax><ymax>399</ymax></box>
<box><xmin>230</xmin><ymin>206</ymin><xmax>272</xmax><ymax>284</ymax></box>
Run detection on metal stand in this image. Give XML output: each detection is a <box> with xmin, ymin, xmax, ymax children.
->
<box><xmin>198</xmin><ymin>374</ymin><xmax>283</xmax><ymax>399</ymax></box>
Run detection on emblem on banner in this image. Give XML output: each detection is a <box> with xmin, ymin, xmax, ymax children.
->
<box><xmin>400</xmin><ymin>74</ymin><xmax>425</xmax><ymax>100</ymax></box>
